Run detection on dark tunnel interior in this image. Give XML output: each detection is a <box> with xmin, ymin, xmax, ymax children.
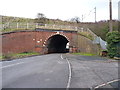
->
<box><xmin>46</xmin><ymin>35</ymin><xmax>69</xmax><ymax>53</ymax></box>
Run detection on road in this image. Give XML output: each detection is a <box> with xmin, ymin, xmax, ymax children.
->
<box><xmin>2</xmin><ymin>54</ymin><xmax>69</xmax><ymax>88</ymax></box>
<box><xmin>63</xmin><ymin>54</ymin><xmax>119</xmax><ymax>89</ymax></box>
<box><xmin>1</xmin><ymin>54</ymin><xmax>119</xmax><ymax>89</ymax></box>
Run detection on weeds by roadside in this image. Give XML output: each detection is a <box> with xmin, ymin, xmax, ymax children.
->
<box><xmin>0</xmin><ymin>52</ymin><xmax>40</xmax><ymax>61</ymax></box>
<box><xmin>72</xmin><ymin>53</ymin><xmax>96</xmax><ymax>56</ymax></box>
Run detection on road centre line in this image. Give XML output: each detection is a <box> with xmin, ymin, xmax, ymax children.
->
<box><xmin>61</xmin><ymin>54</ymin><xmax>72</xmax><ymax>89</ymax></box>
<box><xmin>66</xmin><ymin>58</ymin><xmax>72</xmax><ymax>89</ymax></box>
<box><xmin>60</xmin><ymin>54</ymin><xmax>64</xmax><ymax>59</ymax></box>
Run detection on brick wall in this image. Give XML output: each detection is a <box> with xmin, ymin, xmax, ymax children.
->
<box><xmin>2</xmin><ymin>31</ymin><xmax>36</xmax><ymax>54</ymax></box>
<box><xmin>1</xmin><ymin>29</ymin><xmax>99</xmax><ymax>55</ymax></box>
<box><xmin>2</xmin><ymin>30</ymin><xmax>78</xmax><ymax>54</ymax></box>
<box><xmin>77</xmin><ymin>35</ymin><xmax>99</xmax><ymax>54</ymax></box>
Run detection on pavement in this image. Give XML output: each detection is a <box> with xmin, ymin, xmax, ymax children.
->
<box><xmin>1</xmin><ymin>54</ymin><xmax>120</xmax><ymax>89</ymax></box>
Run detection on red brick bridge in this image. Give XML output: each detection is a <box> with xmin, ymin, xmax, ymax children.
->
<box><xmin>2</xmin><ymin>28</ymin><xmax>78</xmax><ymax>54</ymax></box>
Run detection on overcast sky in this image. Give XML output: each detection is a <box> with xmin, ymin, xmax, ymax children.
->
<box><xmin>0</xmin><ymin>0</ymin><xmax>119</xmax><ymax>22</ymax></box>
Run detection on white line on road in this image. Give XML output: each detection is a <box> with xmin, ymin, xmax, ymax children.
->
<box><xmin>66</xmin><ymin>58</ymin><xmax>72</xmax><ymax>89</ymax></box>
<box><xmin>0</xmin><ymin>56</ymin><xmax>43</xmax><ymax>69</ymax></box>
<box><xmin>60</xmin><ymin>54</ymin><xmax>64</xmax><ymax>59</ymax></box>
<box><xmin>61</xmin><ymin>54</ymin><xmax>72</xmax><ymax>89</ymax></box>
<box><xmin>1</xmin><ymin>62</ymin><xmax>25</xmax><ymax>69</ymax></box>
<box><xmin>94</xmin><ymin>79</ymin><xmax>120</xmax><ymax>89</ymax></box>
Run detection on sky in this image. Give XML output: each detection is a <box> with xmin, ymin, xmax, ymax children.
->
<box><xmin>0</xmin><ymin>0</ymin><xmax>119</xmax><ymax>22</ymax></box>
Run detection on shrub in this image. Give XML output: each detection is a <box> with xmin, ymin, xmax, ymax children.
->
<box><xmin>106</xmin><ymin>31</ymin><xmax>120</xmax><ymax>58</ymax></box>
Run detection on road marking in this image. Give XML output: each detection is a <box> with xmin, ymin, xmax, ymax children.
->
<box><xmin>106</xmin><ymin>79</ymin><xmax>120</xmax><ymax>85</ymax></box>
<box><xmin>61</xmin><ymin>54</ymin><xmax>72</xmax><ymax>89</ymax></box>
<box><xmin>66</xmin><ymin>58</ymin><xmax>72</xmax><ymax>89</ymax></box>
<box><xmin>0</xmin><ymin>55</ymin><xmax>45</xmax><ymax>69</ymax></box>
<box><xmin>94</xmin><ymin>79</ymin><xmax>120</xmax><ymax>89</ymax></box>
<box><xmin>0</xmin><ymin>56</ymin><xmax>44</xmax><ymax>69</ymax></box>
<box><xmin>60</xmin><ymin>54</ymin><xmax>64</xmax><ymax>59</ymax></box>
<box><xmin>1</xmin><ymin>62</ymin><xmax>25</xmax><ymax>69</ymax></box>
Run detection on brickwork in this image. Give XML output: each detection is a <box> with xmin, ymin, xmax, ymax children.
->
<box><xmin>2</xmin><ymin>31</ymin><xmax>36</xmax><ymax>54</ymax></box>
<box><xmin>1</xmin><ymin>29</ymin><xmax>99</xmax><ymax>55</ymax></box>
<box><xmin>77</xmin><ymin>35</ymin><xmax>99</xmax><ymax>54</ymax></box>
<box><xmin>2</xmin><ymin>29</ymin><xmax>78</xmax><ymax>54</ymax></box>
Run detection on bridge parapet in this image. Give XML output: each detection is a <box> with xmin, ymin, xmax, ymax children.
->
<box><xmin>2</xmin><ymin>22</ymin><xmax>78</xmax><ymax>31</ymax></box>
<box><xmin>36</xmin><ymin>24</ymin><xmax>78</xmax><ymax>31</ymax></box>
<box><xmin>2</xmin><ymin>22</ymin><xmax>98</xmax><ymax>40</ymax></box>
<box><xmin>2</xmin><ymin>22</ymin><xmax>97</xmax><ymax>36</ymax></box>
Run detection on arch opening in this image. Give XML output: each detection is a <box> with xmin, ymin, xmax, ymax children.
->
<box><xmin>46</xmin><ymin>34</ymin><xmax>69</xmax><ymax>53</ymax></box>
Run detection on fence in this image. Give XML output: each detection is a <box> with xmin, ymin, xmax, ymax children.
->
<box><xmin>1</xmin><ymin>22</ymin><xmax>98</xmax><ymax>40</ymax></box>
<box><xmin>2</xmin><ymin>22</ymin><xmax>78</xmax><ymax>31</ymax></box>
<box><xmin>2</xmin><ymin>22</ymin><xmax>36</xmax><ymax>30</ymax></box>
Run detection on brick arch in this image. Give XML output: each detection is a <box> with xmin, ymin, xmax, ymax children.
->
<box><xmin>43</xmin><ymin>33</ymin><xmax>70</xmax><ymax>46</ymax></box>
<box><xmin>2</xmin><ymin>29</ymin><xmax>78</xmax><ymax>54</ymax></box>
<box><xmin>43</xmin><ymin>34</ymin><xmax>70</xmax><ymax>53</ymax></box>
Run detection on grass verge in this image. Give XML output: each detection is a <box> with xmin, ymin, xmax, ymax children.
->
<box><xmin>72</xmin><ymin>53</ymin><xmax>96</xmax><ymax>56</ymax></box>
<box><xmin>2</xmin><ymin>28</ymin><xmax>35</xmax><ymax>33</ymax></box>
<box><xmin>78</xmin><ymin>32</ymin><xmax>94</xmax><ymax>40</ymax></box>
<box><xmin>0</xmin><ymin>52</ymin><xmax>40</xmax><ymax>61</ymax></box>
<box><xmin>0</xmin><ymin>56</ymin><xmax>2</xmax><ymax>60</ymax></box>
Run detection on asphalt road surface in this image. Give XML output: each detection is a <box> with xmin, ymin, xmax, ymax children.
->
<box><xmin>63</xmin><ymin>54</ymin><xmax>119</xmax><ymax>89</ymax></box>
<box><xmin>1</xmin><ymin>54</ymin><xmax>119</xmax><ymax>89</ymax></box>
<box><xmin>2</xmin><ymin>54</ymin><xmax>69</xmax><ymax>88</ymax></box>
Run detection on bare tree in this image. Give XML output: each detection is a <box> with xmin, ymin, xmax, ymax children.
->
<box><xmin>37</xmin><ymin>13</ymin><xmax>45</xmax><ymax>19</ymax></box>
<box><xmin>70</xmin><ymin>17</ymin><xmax>80</xmax><ymax>23</ymax></box>
<box><xmin>35</xmin><ymin>13</ymin><xmax>47</xmax><ymax>24</ymax></box>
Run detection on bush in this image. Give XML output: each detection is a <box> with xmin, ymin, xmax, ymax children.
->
<box><xmin>106</xmin><ymin>31</ymin><xmax>120</xmax><ymax>58</ymax></box>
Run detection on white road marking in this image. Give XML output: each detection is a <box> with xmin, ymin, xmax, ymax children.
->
<box><xmin>60</xmin><ymin>54</ymin><xmax>72</xmax><ymax>89</ymax></box>
<box><xmin>60</xmin><ymin>54</ymin><xmax>64</xmax><ymax>59</ymax></box>
<box><xmin>66</xmin><ymin>58</ymin><xmax>72</xmax><ymax>89</ymax></box>
<box><xmin>106</xmin><ymin>79</ymin><xmax>120</xmax><ymax>85</ymax></box>
<box><xmin>94</xmin><ymin>79</ymin><xmax>120</xmax><ymax>89</ymax></box>
<box><xmin>1</xmin><ymin>62</ymin><xmax>25</xmax><ymax>69</ymax></box>
<box><xmin>0</xmin><ymin>56</ymin><xmax>43</xmax><ymax>69</ymax></box>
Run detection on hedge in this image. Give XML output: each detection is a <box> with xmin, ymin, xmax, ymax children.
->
<box><xmin>106</xmin><ymin>31</ymin><xmax>120</xmax><ymax>58</ymax></box>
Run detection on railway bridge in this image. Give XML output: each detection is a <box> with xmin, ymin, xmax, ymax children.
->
<box><xmin>2</xmin><ymin>28</ymin><xmax>78</xmax><ymax>54</ymax></box>
<box><xmin>2</xmin><ymin>28</ymin><xmax>99</xmax><ymax>55</ymax></box>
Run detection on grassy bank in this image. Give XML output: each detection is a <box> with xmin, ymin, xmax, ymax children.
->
<box><xmin>0</xmin><ymin>56</ymin><xmax>2</xmax><ymax>60</ymax></box>
<box><xmin>78</xmin><ymin>32</ymin><xmax>94</xmax><ymax>40</ymax></box>
<box><xmin>72</xmin><ymin>53</ymin><xmax>96</xmax><ymax>56</ymax></box>
<box><xmin>0</xmin><ymin>52</ymin><xmax>40</xmax><ymax>61</ymax></box>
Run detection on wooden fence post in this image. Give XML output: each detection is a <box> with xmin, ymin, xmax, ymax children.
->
<box><xmin>17</xmin><ymin>23</ymin><xmax>19</xmax><ymax>29</ymax></box>
<box><xmin>27</xmin><ymin>23</ymin><xmax>29</xmax><ymax>29</ymax></box>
